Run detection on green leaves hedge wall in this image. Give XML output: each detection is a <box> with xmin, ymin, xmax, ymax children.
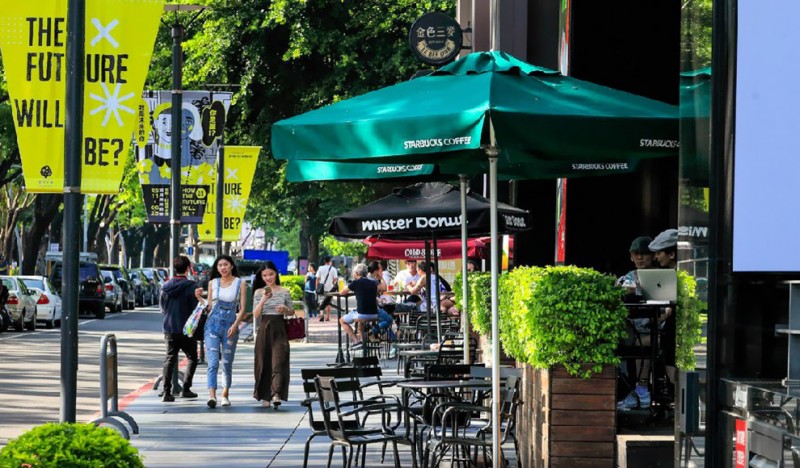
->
<box><xmin>676</xmin><ymin>270</ymin><xmax>705</xmax><ymax>370</ymax></box>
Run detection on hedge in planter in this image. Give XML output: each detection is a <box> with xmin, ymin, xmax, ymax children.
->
<box><xmin>501</xmin><ymin>265</ymin><xmax>628</xmax><ymax>378</ymax></box>
<box><xmin>0</xmin><ymin>422</ymin><xmax>144</xmax><ymax>467</ymax></box>
<box><xmin>676</xmin><ymin>269</ymin><xmax>705</xmax><ymax>370</ymax></box>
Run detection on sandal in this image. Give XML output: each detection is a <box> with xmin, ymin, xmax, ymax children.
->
<box><xmin>261</xmin><ymin>400</ymin><xmax>271</xmax><ymax>408</ymax></box>
<box><xmin>272</xmin><ymin>395</ymin><xmax>281</xmax><ymax>410</ymax></box>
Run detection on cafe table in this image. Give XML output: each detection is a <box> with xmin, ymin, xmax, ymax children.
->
<box><xmin>325</xmin><ymin>291</ymin><xmax>354</xmax><ymax>363</ymax></box>
<box><xmin>396</xmin><ymin>379</ymin><xmax>494</xmax><ymax>463</ymax></box>
<box><xmin>398</xmin><ymin>349</ymin><xmax>439</xmax><ymax>377</ymax></box>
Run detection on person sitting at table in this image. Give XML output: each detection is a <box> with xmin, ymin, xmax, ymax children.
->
<box><xmin>615</xmin><ymin>236</ymin><xmax>655</xmax><ymax>300</ymax></box>
<box><xmin>649</xmin><ymin>228</ymin><xmax>679</xmax><ymax>269</ymax></box>
<box><xmin>367</xmin><ymin>261</ymin><xmax>396</xmax><ymax>341</ymax></box>
<box><xmin>339</xmin><ymin>263</ymin><xmax>385</xmax><ymax>350</ymax></box>
<box><xmin>406</xmin><ymin>261</ymin><xmax>444</xmax><ymax>313</ymax></box>
<box><xmin>616</xmin><ymin>236</ymin><xmax>655</xmax><ymax>411</ymax></box>
<box><xmin>440</xmin><ymin>298</ymin><xmax>459</xmax><ymax>317</ymax></box>
<box><xmin>393</xmin><ymin>259</ymin><xmax>420</xmax><ymax>292</ymax></box>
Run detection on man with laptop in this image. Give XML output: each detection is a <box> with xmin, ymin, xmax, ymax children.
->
<box><xmin>617</xmin><ymin>229</ymin><xmax>679</xmax><ymax>410</ymax></box>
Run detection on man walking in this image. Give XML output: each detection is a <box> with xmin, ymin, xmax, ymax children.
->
<box><xmin>316</xmin><ymin>256</ymin><xmax>339</xmax><ymax>322</ymax></box>
<box><xmin>160</xmin><ymin>255</ymin><xmax>200</xmax><ymax>402</ymax></box>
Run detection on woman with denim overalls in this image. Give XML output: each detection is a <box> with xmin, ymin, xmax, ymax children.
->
<box><xmin>196</xmin><ymin>255</ymin><xmax>248</xmax><ymax>408</ymax></box>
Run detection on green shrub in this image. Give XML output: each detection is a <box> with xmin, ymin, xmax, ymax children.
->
<box><xmin>523</xmin><ymin>266</ymin><xmax>627</xmax><ymax>378</ymax></box>
<box><xmin>287</xmin><ymin>283</ymin><xmax>304</xmax><ymax>302</ymax></box>
<box><xmin>498</xmin><ymin>266</ymin><xmax>544</xmax><ymax>363</ymax></box>
<box><xmin>468</xmin><ymin>273</ymin><xmax>492</xmax><ymax>335</ymax></box>
<box><xmin>0</xmin><ymin>422</ymin><xmax>144</xmax><ymax>467</ymax></box>
<box><xmin>282</xmin><ymin>274</ymin><xmax>305</xmax><ymax>293</ymax></box>
<box><xmin>676</xmin><ymin>270</ymin><xmax>705</xmax><ymax>370</ymax></box>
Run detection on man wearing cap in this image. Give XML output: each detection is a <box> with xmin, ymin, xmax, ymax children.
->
<box><xmin>616</xmin><ymin>236</ymin><xmax>655</xmax><ymax>296</ymax></box>
<box><xmin>649</xmin><ymin>229</ymin><xmax>679</xmax><ymax>269</ymax></box>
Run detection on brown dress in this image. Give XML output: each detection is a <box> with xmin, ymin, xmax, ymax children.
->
<box><xmin>253</xmin><ymin>288</ymin><xmax>292</xmax><ymax>401</ymax></box>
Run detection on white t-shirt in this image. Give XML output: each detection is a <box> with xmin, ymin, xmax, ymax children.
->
<box><xmin>394</xmin><ymin>269</ymin><xmax>420</xmax><ymax>290</ymax></box>
<box><xmin>214</xmin><ymin>278</ymin><xmax>240</xmax><ymax>302</ymax></box>
<box><xmin>317</xmin><ymin>264</ymin><xmax>338</xmax><ymax>292</ymax></box>
<box><xmin>380</xmin><ymin>271</ymin><xmax>394</xmax><ymax>304</ymax></box>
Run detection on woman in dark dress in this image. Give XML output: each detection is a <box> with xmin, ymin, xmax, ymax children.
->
<box><xmin>252</xmin><ymin>261</ymin><xmax>294</xmax><ymax>408</ymax></box>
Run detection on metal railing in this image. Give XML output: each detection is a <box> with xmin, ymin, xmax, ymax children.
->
<box><xmin>90</xmin><ymin>334</ymin><xmax>139</xmax><ymax>439</ymax></box>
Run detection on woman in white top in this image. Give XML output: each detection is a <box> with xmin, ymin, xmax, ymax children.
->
<box><xmin>195</xmin><ymin>255</ymin><xmax>247</xmax><ymax>409</ymax></box>
<box><xmin>252</xmin><ymin>261</ymin><xmax>294</xmax><ymax>408</ymax></box>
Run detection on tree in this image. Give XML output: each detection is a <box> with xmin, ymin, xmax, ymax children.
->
<box><xmin>162</xmin><ymin>0</ymin><xmax>456</xmax><ymax>264</ymax></box>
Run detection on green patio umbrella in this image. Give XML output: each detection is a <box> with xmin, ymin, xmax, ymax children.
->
<box><xmin>285</xmin><ymin>160</ymin><xmax>437</xmax><ymax>182</ymax></box>
<box><xmin>272</xmin><ymin>52</ymin><xmax>679</xmax><ymax>464</ymax></box>
<box><xmin>272</xmin><ymin>51</ymin><xmax>678</xmax><ymax>171</ymax></box>
<box><xmin>680</xmin><ymin>68</ymin><xmax>711</xmax><ymax>183</ymax></box>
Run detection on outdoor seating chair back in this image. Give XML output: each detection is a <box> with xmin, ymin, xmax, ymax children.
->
<box><xmin>315</xmin><ymin>376</ymin><xmax>405</xmax><ymax>468</ymax></box>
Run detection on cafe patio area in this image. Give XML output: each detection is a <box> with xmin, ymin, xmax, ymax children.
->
<box><xmin>124</xmin><ymin>321</ymin><xmax>520</xmax><ymax>468</ymax></box>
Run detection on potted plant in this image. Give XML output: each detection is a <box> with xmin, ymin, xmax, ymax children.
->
<box><xmin>0</xmin><ymin>422</ymin><xmax>144</xmax><ymax>467</ymax></box>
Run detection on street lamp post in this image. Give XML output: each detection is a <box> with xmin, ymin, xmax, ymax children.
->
<box><xmin>61</xmin><ymin>0</ymin><xmax>85</xmax><ymax>423</ymax></box>
<box><xmin>163</xmin><ymin>4</ymin><xmax>206</xmax><ymax>277</ymax></box>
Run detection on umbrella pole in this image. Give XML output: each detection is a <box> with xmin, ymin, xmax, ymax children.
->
<box><xmin>433</xmin><ymin>234</ymin><xmax>442</xmax><ymax>341</ymax></box>
<box><xmin>425</xmin><ymin>240</ymin><xmax>432</xmax><ymax>339</ymax></box>
<box><xmin>459</xmin><ymin>175</ymin><xmax>471</xmax><ymax>364</ymax></box>
<box><xmin>488</xmin><ymin>124</ymin><xmax>502</xmax><ymax>468</ymax></box>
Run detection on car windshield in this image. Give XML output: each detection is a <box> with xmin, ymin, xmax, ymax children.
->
<box><xmin>2</xmin><ymin>278</ymin><xmax>15</xmax><ymax>290</ymax></box>
<box><xmin>20</xmin><ymin>278</ymin><xmax>44</xmax><ymax>290</ymax></box>
<box><xmin>141</xmin><ymin>270</ymin><xmax>154</xmax><ymax>280</ymax></box>
<box><xmin>101</xmin><ymin>271</ymin><xmax>114</xmax><ymax>282</ymax></box>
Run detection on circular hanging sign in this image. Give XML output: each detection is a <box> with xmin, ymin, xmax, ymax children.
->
<box><xmin>408</xmin><ymin>12</ymin><xmax>463</xmax><ymax>66</ymax></box>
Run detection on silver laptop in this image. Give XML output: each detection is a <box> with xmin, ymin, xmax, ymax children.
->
<box><xmin>636</xmin><ymin>269</ymin><xmax>677</xmax><ymax>302</ymax></box>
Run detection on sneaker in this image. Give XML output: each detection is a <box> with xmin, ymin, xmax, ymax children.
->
<box><xmin>616</xmin><ymin>391</ymin><xmax>639</xmax><ymax>411</ymax></box>
<box><xmin>318</xmin><ymin>316</ymin><xmax>324</xmax><ymax>322</ymax></box>
<box><xmin>635</xmin><ymin>386</ymin><xmax>651</xmax><ymax>409</ymax></box>
<box><xmin>388</xmin><ymin>348</ymin><xmax>398</xmax><ymax>359</ymax></box>
<box><xmin>180</xmin><ymin>389</ymin><xmax>198</xmax><ymax>398</ymax></box>
<box><xmin>162</xmin><ymin>393</ymin><xmax>175</xmax><ymax>402</ymax></box>
<box><xmin>221</xmin><ymin>397</ymin><xmax>231</xmax><ymax>407</ymax></box>
<box><xmin>351</xmin><ymin>342</ymin><xmax>364</xmax><ymax>350</ymax></box>
<box><xmin>207</xmin><ymin>398</ymin><xmax>217</xmax><ymax>409</ymax></box>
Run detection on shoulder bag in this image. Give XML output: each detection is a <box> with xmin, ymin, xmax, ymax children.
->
<box><xmin>316</xmin><ymin>266</ymin><xmax>332</xmax><ymax>296</ymax></box>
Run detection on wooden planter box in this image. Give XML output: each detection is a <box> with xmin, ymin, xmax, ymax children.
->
<box><xmin>517</xmin><ymin>363</ymin><xmax>616</xmax><ymax>467</ymax></box>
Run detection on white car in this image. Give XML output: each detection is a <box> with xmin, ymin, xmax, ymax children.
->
<box><xmin>18</xmin><ymin>275</ymin><xmax>62</xmax><ymax>329</ymax></box>
<box><xmin>0</xmin><ymin>276</ymin><xmax>38</xmax><ymax>331</ymax></box>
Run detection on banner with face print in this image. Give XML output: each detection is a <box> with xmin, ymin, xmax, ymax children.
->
<box><xmin>197</xmin><ymin>146</ymin><xmax>261</xmax><ymax>242</ymax></box>
<box><xmin>135</xmin><ymin>90</ymin><xmax>232</xmax><ymax>223</ymax></box>
<box><xmin>0</xmin><ymin>0</ymin><xmax>164</xmax><ymax>193</ymax></box>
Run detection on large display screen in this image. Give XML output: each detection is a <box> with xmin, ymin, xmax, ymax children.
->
<box><xmin>733</xmin><ymin>0</ymin><xmax>800</xmax><ymax>272</ymax></box>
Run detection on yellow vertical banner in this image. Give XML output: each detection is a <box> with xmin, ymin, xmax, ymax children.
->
<box><xmin>198</xmin><ymin>146</ymin><xmax>261</xmax><ymax>242</ymax></box>
<box><xmin>0</xmin><ymin>0</ymin><xmax>164</xmax><ymax>193</ymax></box>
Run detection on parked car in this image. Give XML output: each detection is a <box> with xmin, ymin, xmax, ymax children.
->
<box><xmin>17</xmin><ymin>275</ymin><xmax>62</xmax><ymax>329</ymax></box>
<box><xmin>48</xmin><ymin>261</ymin><xmax>106</xmax><ymax>319</ymax></box>
<box><xmin>139</xmin><ymin>268</ymin><xmax>164</xmax><ymax>301</ymax></box>
<box><xmin>155</xmin><ymin>267</ymin><xmax>169</xmax><ymax>283</ymax></box>
<box><xmin>99</xmin><ymin>264</ymin><xmax>136</xmax><ymax>310</ymax></box>
<box><xmin>0</xmin><ymin>276</ymin><xmax>38</xmax><ymax>331</ymax></box>
<box><xmin>100</xmin><ymin>270</ymin><xmax>124</xmax><ymax>313</ymax></box>
<box><xmin>130</xmin><ymin>268</ymin><xmax>156</xmax><ymax>306</ymax></box>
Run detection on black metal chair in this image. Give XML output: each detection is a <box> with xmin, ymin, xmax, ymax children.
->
<box><xmin>315</xmin><ymin>376</ymin><xmax>408</xmax><ymax>468</ymax></box>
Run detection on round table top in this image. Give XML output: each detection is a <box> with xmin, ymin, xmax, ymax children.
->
<box><xmin>397</xmin><ymin>349</ymin><xmax>438</xmax><ymax>357</ymax></box>
<box><xmin>396</xmin><ymin>379</ymin><xmax>492</xmax><ymax>390</ymax></box>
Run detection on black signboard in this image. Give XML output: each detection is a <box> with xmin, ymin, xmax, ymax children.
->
<box><xmin>142</xmin><ymin>184</ymin><xmax>210</xmax><ymax>224</ymax></box>
<box><xmin>408</xmin><ymin>12</ymin><xmax>462</xmax><ymax>65</ymax></box>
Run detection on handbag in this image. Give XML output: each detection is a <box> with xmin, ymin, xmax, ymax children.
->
<box><xmin>316</xmin><ymin>266</ymin><xmax>333</xmax><ymax>296</ymax></box>
<box><xmin>285</xmin><ymin>316</ymin><xmax>306</xmax><ymax>340</ymax></box>
<box><xmin>183</xmin><ymin>301</ymin><xmax>208</xmax><ymax>338</ymax></box>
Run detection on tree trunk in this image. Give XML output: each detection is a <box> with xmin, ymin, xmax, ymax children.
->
<box><xmin>299</xmin><ymin>217</ymin><xmax>310</xmax><ymax>260</ymax></box>
<box><xmin>21</xmin><ymin>194</ymin><xmax>62</xmax><ymax>274</ymax></box>
<box><xmin>308</xmin><ymin>232</ymin><xmax>320</xmax><ymax>266</ymax></box>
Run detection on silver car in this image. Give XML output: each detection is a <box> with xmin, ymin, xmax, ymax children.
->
<box><xmin>101</xmin><ymin>270</ymin><xmax>124</xmax><ymax>313</ymax></box>
<box><xmin>0</xmin><ymin>276</ymin><xmax>38</xmax><ymax>331</ymax></box>
<box><xmin>18</xmin><ymin>275</ymin><xmax>62</xmax><ymax>329</ymax></box>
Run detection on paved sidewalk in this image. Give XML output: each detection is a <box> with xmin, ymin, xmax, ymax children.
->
<box><xmin>124</xmin><ymin>320</ymin><xmax>415</xmax><ymax>467</ymax></box>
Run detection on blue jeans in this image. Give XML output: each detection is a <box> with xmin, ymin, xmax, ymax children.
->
<box><xmin>370</xmin><ymin>308</ymin><xmax>395</xmax><ymax>337</ymax></box>
<box><xmin>204</xmin><ymin>299</ymin><xmax>239</xmax><ymax>389</ymax></box>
